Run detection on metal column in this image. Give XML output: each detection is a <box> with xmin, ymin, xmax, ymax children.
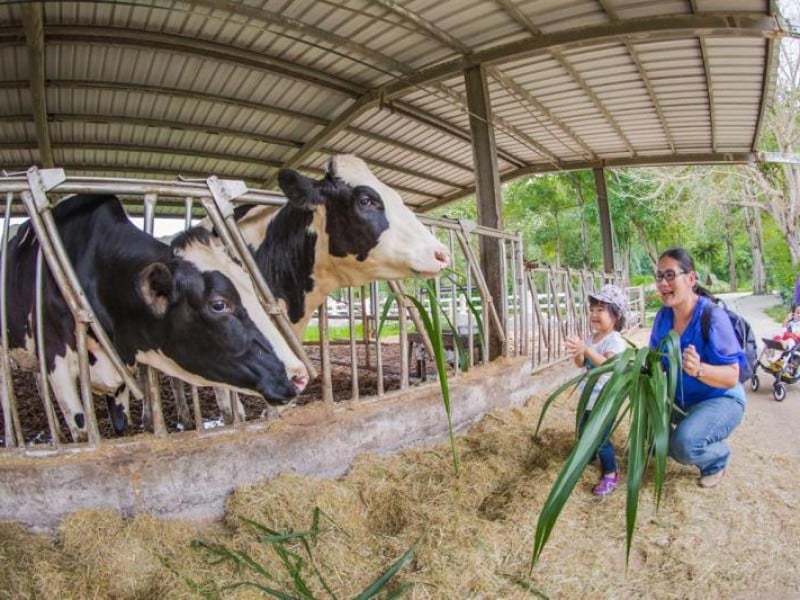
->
<box><xmin>464</xmin><ymin>64</ymin><xmax>505</xmax><ymax>360</ymax></box>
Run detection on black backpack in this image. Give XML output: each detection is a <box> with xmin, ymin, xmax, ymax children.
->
<box><xmin>700</xmin><ymin>298</ymin><xmax>757</xmax><ymax>383</ymax></box>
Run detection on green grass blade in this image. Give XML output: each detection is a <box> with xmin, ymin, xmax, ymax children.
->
<box><xmin>354</xmin><ymin>540</ymin><xmax>419</xmax><ymax>600</ymax></box>
<box><xmin>377</xmin><ymin>291</ymin><xmax>398</xmax><ymax>339</ymax></box>
<box><xmin>403</xmin><ymin>291</ymin><xmax>460</xmax><ymax>475</ymax></box>
<box><xmin>531</xmin><ymin>385</ymin><xmax>627</xmax><ymax>568</ymax></box>
<box><xmin>222</xmin><ymin>581</ymin><xmax>301</xmax><ymax>600</ymax></box>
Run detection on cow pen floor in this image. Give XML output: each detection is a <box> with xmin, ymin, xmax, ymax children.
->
<box><xmin>2</xmin><ymin>340</ymin><xmax>430</xmax><ymax>445</ymax></box>
<box><xmin>2</xmin><ymin>382</ymin><xmax>799</xmax><ymax>598</ymax></box>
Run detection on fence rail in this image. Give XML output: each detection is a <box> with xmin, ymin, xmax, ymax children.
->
<box><xmin>0</xmin><ymin>169</ymin><xmax>644</xmax><ymax>455</ymax></box>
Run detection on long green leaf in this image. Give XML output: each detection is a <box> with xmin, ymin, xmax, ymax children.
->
<box><xmin>354</xmin><ymin>540</ymin><xmax>419</xmax><ymax>600</ymax></box>
<box><xmin>531</xmin><ymin>333</ymin><xmax>682</xmax><ymax>568</ymax></box>
<box><xmin>403</xmin><ymin>289</ymin><xmax>460</xmax><ymax>474</ymax></box>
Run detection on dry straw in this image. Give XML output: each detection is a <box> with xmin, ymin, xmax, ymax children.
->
<box><xmin>1</xmin><ymin>388</ymin><xmax>799</xmax><ymax>597</ymax></box>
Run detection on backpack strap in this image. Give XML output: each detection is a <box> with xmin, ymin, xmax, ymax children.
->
<box><xmin>700</xmin><ymin>300</ymin><xmax>714</xmax><ymax>343</ymax></box>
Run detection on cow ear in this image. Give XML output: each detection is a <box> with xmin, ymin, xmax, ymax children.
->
<box><xmin>137</xmin><ymin>262</ymin><xmax>173</xmax><ymax>318</ymax></box>
<box><xmin>277</xmin><ymin>168</ymin><xmax>323</xmax><ymax>208</ymax></box>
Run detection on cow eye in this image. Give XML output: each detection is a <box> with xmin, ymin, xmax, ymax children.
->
<box><xmin>209</xmin><ymin>298</ymin><xmax>230</xmax><ymax>314</ymax></box>
<box><xmin>358</xmin><ymin>194</ymin><xmax>373</xmax><ymax>208</ymax></box>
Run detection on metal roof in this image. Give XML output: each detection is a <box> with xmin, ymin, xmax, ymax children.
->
<box><xmin>0</xmin><ymin>1</ymin><xmax>791</xmax><ymax>211</ymax></box>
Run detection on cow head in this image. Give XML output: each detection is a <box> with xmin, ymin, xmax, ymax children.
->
<box><xmin>136</xmin><ymin>228</ymin><xmax>308</xmax><ymax>403</ymax></box>
<box><xmin>277</xmin><ymin>155</ymin><xmax>450</xmax><ymax>285</ymax></box>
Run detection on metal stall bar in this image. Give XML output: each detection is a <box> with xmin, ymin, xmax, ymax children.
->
<box><xmin>183</xmin><ymin>196</ymin><xmax>204</xmax><ymax>431</ymax></box>
<box><xmin>348</xmin><ymin>287</ymin><xmax>359</xmax><ymax>401</ymax></box>
<box><xmin>22</xmin><ymin>170</ymin><xmax>145</xmax><ymax>403</ymax></box>
<box><xmin>0</xmin><ymin>192</ymin><xmax>23</xmax><ymax>447</ymax></box>
<box><xmin>34</xmin><ymin>251</ymin><xmax>60</xmax><ymax>446</ymax></box>
<box><xmin>394</xmin><ymin>284</ymin><xmax>410</xmax><ymax>389</ymax></box>
<box><xmin>526</xmin><ymin>270</ymin><xmax>546</xmax><ymax>367</ymax></box>
<box><xmin>515</xmin><ymin>236</ymin><xmax>528</xmax><ymax>357</ymax></box>
<box><xmin>498</xmin><ymin>236</ymin><xmax>510</xmax><ymax>357</ymax></box>
<box><xmin>361</xmin><ymin>286</ymin><xmax>370</xmax><ymax>369</ymax></box>
<box><xmin>371</xmin><ymin>281</ymin><xmax>384</xmax><ymax>396</ymax></box>
<box><xmin>545</xmin><ymin>267</ymin><xmax>557</xmax><ymax>363</ymax></box>
<box><xmin>446</xmin><ymin>230</ymin><xmax>460</xmax><ymax>378</ymax></box>
<box><xmin>318</xmin><ymin>301</ymin><xmax>334</xmax><ymax>404</ymax></box>
<box><xmin>204</xmin><ymin>176</ymin><xmax>317</xmax><ymax>380</ymax></box>
<box><xmin>454</xmin><ymin>221</ymin><xmax>505</xmax><ymax>353</ymax></box>
<box><xmin>21</xmin><ymin>169</ymin><xmax>145</xmax><ymax>442</ymax></box>
<box><xmin>140</xmin><ymin>192</ymin><xmax>168</xmax><ymax>437</ymax></box>
<box><xmin>387</xmin><ymin>280</ymin><xmax>436</xmax><ymax>368</ymax></box>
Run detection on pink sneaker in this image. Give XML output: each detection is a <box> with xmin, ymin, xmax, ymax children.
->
<box><xmin>593</xmin><ymin>472</ymin><xmax>620</xmax><ymax>497</ymax></box>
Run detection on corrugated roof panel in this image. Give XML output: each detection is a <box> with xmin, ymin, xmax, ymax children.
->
<box><xmin>530</xmin><ymin>1</ymin><xmax>609</xmax><ymax>33</ymax></box>
<box><xmin>694</xmin><ymin>0</ymin><xmax>769</xmax><ymax>11</ymax></box>
<box><xmin>0</xmin><ymin>45</ymin><xmax>26</xmax><ymax>81</ymax></box>
<box><xmin>0</xmin><ymin>87</ymin><xmax>27</xmax><ymax>115</ymax></box>
<box><xmin>0</xmin><ymin>1</ymin><xmax>780</xmax><ymax>209</ymax></box>
<box><xmin>609</xmin><ymin>1</ymin><xmax>689</xmax><ymax>20</ymax></box>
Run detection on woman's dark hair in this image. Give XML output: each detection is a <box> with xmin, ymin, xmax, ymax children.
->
<box><xmin>589</xmin><ymin>296</ymin><xmax>626</xmax><ymax>332</ymax></box>
<box><xmin>658</xmin><ymin>246</ymin><xmax>714</xmax><ymax>299</ymax></box>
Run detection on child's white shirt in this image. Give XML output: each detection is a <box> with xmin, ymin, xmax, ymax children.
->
<box><xmin>577</xmin><ymin>330</ymin><xmax>627</xmax><ymax>410</ymax></box>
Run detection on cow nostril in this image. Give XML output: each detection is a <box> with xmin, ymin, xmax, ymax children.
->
<box><xmin>435</xmin><ymin>250</ymin><xmax>450</xmax><ymax>266</ymax></box>
<box><xmin>291</xmin><ymin>375</ymin><xmax>308</xmax><ymax>392</ymax></box>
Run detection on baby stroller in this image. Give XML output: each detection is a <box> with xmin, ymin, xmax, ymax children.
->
<box><xmin>751</xmin><ymin>337</ymin><xmax>800</xmax><ymax>401</ymax></box>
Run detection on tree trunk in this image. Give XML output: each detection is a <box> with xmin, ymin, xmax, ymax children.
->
<box><xmin>743</xmin><ymin>205</ymin><xmax>767</xmax><ymax>294</ymax></box>
<box><xmin>723</xmin><ymin>206</ymin><xmax>738</xmax><ymax>291</ymax></box>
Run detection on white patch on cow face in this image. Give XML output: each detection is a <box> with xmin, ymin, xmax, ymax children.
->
<box><xmin>172</xmin><ymin>236</ymin><xmax>309</xmax><ymax>391</ymax></box>
<box><xmin>328</xmin><ymin>155</ymin><xmax>450</xmax><ymax>279</ymax></box>
<box><xmin>86</xmin><ymin>336</ymin><xmax>126</xmax><ymax>393</ymax></box>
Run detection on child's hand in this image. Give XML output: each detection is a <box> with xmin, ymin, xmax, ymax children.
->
<box><xmin>565</xmin><ymin>334</ymin><xmax>584</xmax><ymax>360</ymax></box>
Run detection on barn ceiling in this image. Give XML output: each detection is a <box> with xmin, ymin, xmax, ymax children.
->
<box><xmin>0</xmin><ymin>1</ymin><xmax>793</xmax><ymax>212</ymax></box>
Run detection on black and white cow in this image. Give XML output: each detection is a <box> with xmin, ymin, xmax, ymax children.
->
<box><xmin>239</xmin><ymin>154</ymin><xmax>451</xmax><ymax>332</ymax></box>
<box><xmin>5</xmin><ymin>194</ymin><xmax>308</xmax><ymax>441</ymax></box>
<box><xmin>204</xmin><ymin>155</ymin><xmax>450</xmax><ymax>421</ymax></box>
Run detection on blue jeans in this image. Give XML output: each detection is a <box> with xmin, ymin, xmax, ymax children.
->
<box><xmin>670</xmin><ymin>394</ymin><xmax>745</xmax><ymax>477</ymax></box>
<box><xmin>579</xmin><ymin>410</ymin><xmax>617</xmax><ymax>475</ymax></box>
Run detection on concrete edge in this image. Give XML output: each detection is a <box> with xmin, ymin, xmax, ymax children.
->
<box><xmin>0</xmin><ymin>355</ymin><xmax>578</xmax><ymax>531</ymax></box>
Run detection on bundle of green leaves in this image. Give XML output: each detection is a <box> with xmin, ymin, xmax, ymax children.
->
<box><xmin>531</xmin><ymin>331</ymin><xmax>682</xmax><ymax>568</ymax></box>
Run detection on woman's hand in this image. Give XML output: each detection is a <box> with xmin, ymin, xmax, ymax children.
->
<box><xmin>682</xmin><ymin>344</ymin><xmax>702</xmax><ymax>377</ymax></box>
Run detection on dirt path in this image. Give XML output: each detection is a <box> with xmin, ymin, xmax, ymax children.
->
<box><xmin>725</xmin><ymin>293</ymin><xmax>800</xmax><ymax>459</ymax></box>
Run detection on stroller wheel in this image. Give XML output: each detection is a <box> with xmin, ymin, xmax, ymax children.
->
<box><xmin>773</xmin><ymin>382</ymin><xmax>787</xmax><ymax>402</ymax></box>
<box><xmin>750</xmin><ymin>375</ymin><xmax>760</xmax><ymax>392</ymax></box>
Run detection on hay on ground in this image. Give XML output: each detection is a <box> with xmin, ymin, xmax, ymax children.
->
<box><xmin>1</xmin><ymin>390</ymin><xmax>799</xmax><ymax>598</ymax></box>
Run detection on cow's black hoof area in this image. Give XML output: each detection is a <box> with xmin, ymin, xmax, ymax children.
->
<box><xmin>74</xmin><ymin>413</ymin><xmax>85</xmax><ymax>429</ymax></box>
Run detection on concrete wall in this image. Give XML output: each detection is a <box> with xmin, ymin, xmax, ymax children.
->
<box><xmin>0</xmin><ymin>355</ymin><xmax>578</xmax><ymax>531</ymax></box>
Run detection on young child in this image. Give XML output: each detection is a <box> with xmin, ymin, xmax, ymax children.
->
<box><xmin>565</xmin><ymin>283</ymin><xmax>629</xmax><ymax>497</ymax></box>
<box><xmin>773</xmin><ymin>304</ymin><xmax>800</xmax><ymax>349</ymax></box>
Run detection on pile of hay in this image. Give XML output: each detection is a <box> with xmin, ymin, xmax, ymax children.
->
<box><xmin>2</xmin><ymin>390</ymin><xmax>799</xmax><ymax>598</ymax></box>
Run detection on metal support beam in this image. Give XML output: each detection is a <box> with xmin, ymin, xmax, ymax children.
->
<box><xmin>21</xmin><ymin>2</ymin><xmax>53</xmax><ymax>167</ymax></box>
<box><xmin>464</xmin><ymin>64</ymin><xmax>505</xmax><ymax>360</ymax></box>
<box><xmin>593</xmin><ymin>167</ymin><xmax>615</xmax><ymax>274</ymax></box>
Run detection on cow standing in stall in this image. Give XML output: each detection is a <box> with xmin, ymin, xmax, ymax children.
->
<box><xmin>5</xmin><ymin>194</ymin><xmax>308</xmax><ymax>442</ymax></box>
<box><xmin>202</xmin><ymin>154</ymin><xmax>450</xmax><ymax>422</ymax></box>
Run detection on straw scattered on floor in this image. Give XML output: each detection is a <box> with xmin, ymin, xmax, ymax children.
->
<box><xmin>1</xmin><ymin>389</ymin><xmax>799</xmax><ymax>599</ymax></box>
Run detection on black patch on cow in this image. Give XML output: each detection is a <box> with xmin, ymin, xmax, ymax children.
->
<box><xmin>242</xmin><ymin>169</ymin><xmax>390</xmax><ymax>325</ymax></box>
<box><xmin>324</xmin><ymin>184</ymin><xmax>388</xmax><ymax>261</ymax></box>
<box><xmin>106</xmin><ymin>394</ymin><xmax>128</xmax><ymax>435</ymax></box>
<box><xmin>171</xmin><ymin>226</ymin><xmax>215</xmax><ymax>250</ymax></box>
<box><xmin>6</xmin><ymin>194</ymin><xmax>299</xmax><ymax>427</ymax></box>
<box><xmin>233</xmin><ymin>203</ymin><xmax>258</xmax><ymax>221</ymax></box>
<box><xmin>255</xmin><ymin>204</ymin><xmax>317</xmax><ymax>324</ymax></box>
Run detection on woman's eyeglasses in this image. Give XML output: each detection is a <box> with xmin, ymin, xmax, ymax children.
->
<box><xmin>654</xmin><ymin>269</ymin><xmax>687</xmax><ymax>282</ymax></box>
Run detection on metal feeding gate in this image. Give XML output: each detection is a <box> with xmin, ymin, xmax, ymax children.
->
<box><xmin>0</xmin><ymin>167</ymin><xmax>642</xmax><ymax>455</ymax></box>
